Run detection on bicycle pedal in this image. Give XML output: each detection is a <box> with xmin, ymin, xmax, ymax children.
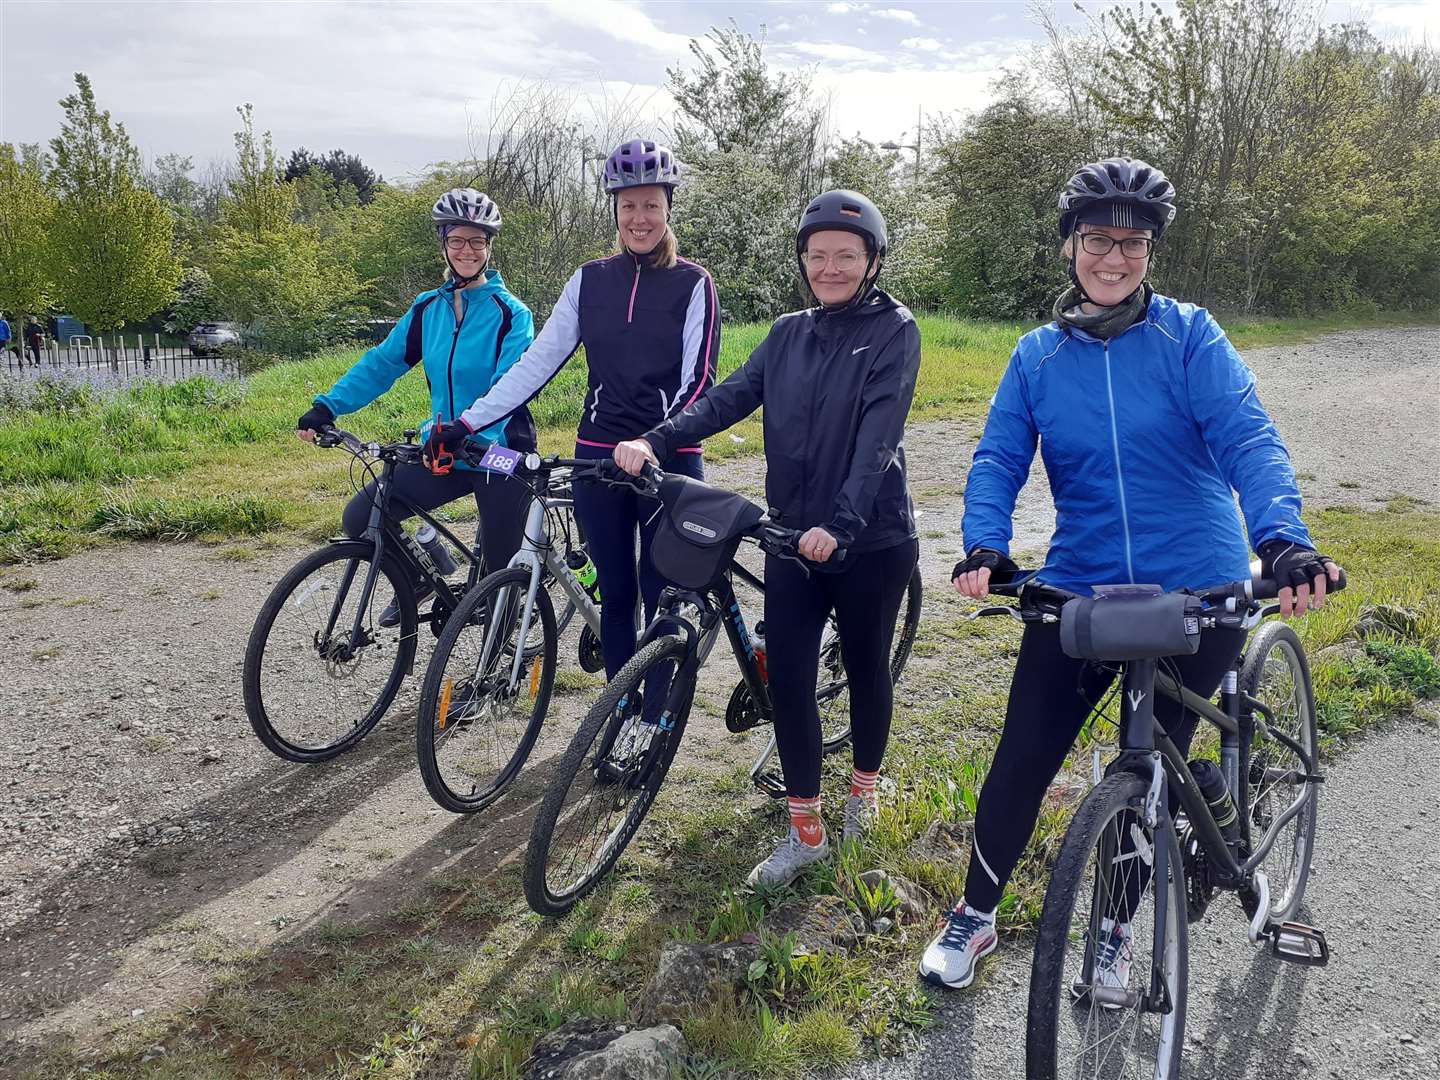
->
<box><xmin>751</xmin><ymin>769</ymin><xmax>787</xmax><ymax>799</ymax></box>
<box><xmin>1266</xmin><ymin>921</ymin><xmax>1329</xmax><ymax>967</ymax></box>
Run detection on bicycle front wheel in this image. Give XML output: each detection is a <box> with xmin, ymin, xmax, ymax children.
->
<box><xmin>524</xmin><ymin>635</ymin><xmax>690</xmax><ymax>916</ymax></box>
<box><xmin>1239</xmin><ymin>620</ymin><xmax>1318</xmax><ymax>922</ymax></box>
<box><xmin>1027</xmin><ymin>773</ymin><xmax>1188</xmax><ymax>1080</ymax></box>
<box><xmin>817</xmin><ymin>564</ymin><xmax>923</xmax><ymax>752</ymax></box>
<box><xmin>243</xmin><ymin>542</ymin><xmax>417</xmax><ymax>762</ymax></box>
<box><xmin>417</xmin><ymin>568</ymin><xmax>557</xmax><ymax>813</ymax></box>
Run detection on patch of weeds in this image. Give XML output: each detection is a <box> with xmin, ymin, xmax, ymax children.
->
<box><xmin>553</xmin><ymin>668</ymin><xmax>605</xmax><ymax>694</ymax></box>
<box><xmin>366</xmin><ymin>846</ymin><xmax>396</xmax><ymax>861</ymax></box>
<box><xmin>470</xmin><ymin>971</ymin><xmax>627</xmax><ymax>1080</ymax></box>
<box><xmin>1337</xmin><ymin>480</ymin><xmax>1361</xmax><ymax>489</ymax></box>
<box><xmin>199</xmin><ymin>587</ymin><xmax>223</xmax><ymax>600</ymax></box>
<box><xmin>31</xmin><ymin>643</ymin><xmax>62</xmax><ymax>660</ymax></box>
<box><xmin>60</xmin><ymin>595</ymin><xmax>94</xmax><ymax>606</ymax></box>
<box><xmin>785</xmin><ymin>1006</ymin><xmax>862</xmax><ymax>1068</ymax></box>
<box><xmin>214</xmin><ymin>543</ymin><xmax>260</xmax><ymax>561</ymax></box>
<box><xmin>1365</xmin><ymin>640</ymin><xmax>1440</xmax><ymax>698</ymax></box>
<box><xmin>923</xmin><ymin>529</ymin><xmax>946</xmax><ymax>539</ymax></box>
<box><xmin>2</xmin><ymin>576</ymin><xmax>37</xmax><ymax>592</ymax></box>
<box><xmin>19</xmin><ymin>597</ymin><xmax>43</xmax><ymax>609</ymax></box>
<box><xmin>705</xmin><ymin>888</ymin><xmax>764</xmax><ymax>942</ymax></box>
<box><xmin>141</xmin><ymin>733</ymin><xmax>171</xmax><ymax>753</ymax></box>
<box><xmin>313</xmin><ymin>920</ymin><xmax>369</xmax><ymax>946</ymax></box>
<box><xmin>89</xmin><ymin>491</ymin><xmax>283</xmax><ymax>541</ymax></box>
<box><xmin>1384</xmin><ymin>494</ymin><xmax>1428</xmax><ymax>513</ymax></box>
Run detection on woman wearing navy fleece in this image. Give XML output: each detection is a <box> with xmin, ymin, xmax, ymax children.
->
<box><xmin>442</xmin><ymin>139</ymin><xmax>719</xmax><ymax>684</ymax></box>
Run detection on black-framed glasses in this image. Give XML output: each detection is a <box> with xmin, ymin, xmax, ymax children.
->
<box><xmin>444</xmin><ymin>236</ymin><xmax>491</xmax><ymax>252</ymax></box>
<box><xmin>1078</xmin><ymin>233</ymin><xmax>1155</xmax><ymax>259</ymax></box>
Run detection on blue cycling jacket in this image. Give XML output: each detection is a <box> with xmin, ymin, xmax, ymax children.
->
<box><xmin>316</xmin><ymin>271</ymin><xmax>536</xmax><ymax>463</ymax></box>
<box><xmin>962</xmin><ymin>292</ymin><xmax>1313</xmax><ymax>594</ymax></box>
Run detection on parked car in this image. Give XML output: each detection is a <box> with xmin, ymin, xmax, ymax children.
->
<box><xmin>188</xmin><ymin>322</ymin><xmax>241</xmax><ymax>356</ymax></box>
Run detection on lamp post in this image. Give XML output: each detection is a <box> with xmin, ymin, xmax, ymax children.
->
<box><xmin>880</xmin><ymin>106</ymin><xmax>923</xmax><ymax>188</ymax></box>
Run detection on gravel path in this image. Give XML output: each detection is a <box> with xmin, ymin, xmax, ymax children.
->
<box><xmin>1</xmin><ymin>325</ymin><xmax>1436</xmax><ymax>1068</ymax></box>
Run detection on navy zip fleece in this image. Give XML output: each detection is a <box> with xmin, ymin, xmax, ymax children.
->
<box><xmin>647</xmin><ymin>288</ymin><xmax>920</xmax><ymax>560</ymax></box>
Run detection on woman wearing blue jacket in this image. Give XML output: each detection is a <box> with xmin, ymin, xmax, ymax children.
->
<box><xmin>919</xmin><ymin>158</ymin><xmax>1341</xmax><ymax>991</ymax></box>
<box><xmin>297</xmin><ymin>189</ymin><xmax>536</xmax><ymax>605</ymax></box>
<box><xmin>432</xmin><ymin>140</ymin><xmax>719</xmax><ymax>685</ymax></box>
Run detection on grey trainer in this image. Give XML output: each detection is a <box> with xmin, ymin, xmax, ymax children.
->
<box><xmin>745</xmin><ymin>827</ymin><xmax>830</xmax><ymax>888</ymax></box>
<box><xmin>842</xmin><ymin>794</ymin><xmax>877</xmax><ymax>844</ymax></box>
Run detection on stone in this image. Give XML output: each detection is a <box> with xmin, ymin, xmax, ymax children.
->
<box><xmin>1355</xmin><ymin>604</ymin><xmax>1421</xmax><ymax>641</ymax></box>
<box><xmin>523</xmin><ymin>1020</ymin><xmax>685</xmax><ymax>1080</ymax></box>
<box><xmin>909</xmin><ymin>818</ymin><xmax>971</xmax><ymax>865</ymax></box>
<box><xmin>856</xmin><ymin>868</ymin><xmax>931</xmax><ymax>924</ymax></box>
<box><xmin>1312</xmin><ymin>640</ymin><xmax>1364</xmax><ymax>667</ymax></box>
<box><xmin>635</xmin><ymin>940</ymin><xmax>758</xmax><ymax>1025</ymax></box>
<box><xmin>760</xmin><ymin>894</ymin><xmax>860</xmax><ymax>955</ymax></box>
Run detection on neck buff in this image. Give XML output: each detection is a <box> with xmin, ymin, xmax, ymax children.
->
<box><xmin>1053</xmin><ymin>282</ymin><xmax>1153</xmax><ymax>340</ymax></box>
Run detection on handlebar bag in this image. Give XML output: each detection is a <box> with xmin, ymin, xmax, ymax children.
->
<box><xmin>1059</xmin><ymin>584</ymin><xmax>1204</xmax><ymax>662</ymax></box>
<box><xmin>650</xmin><ymin>474</ymin><xmax>765</xmax><ymax>589</ymax></box>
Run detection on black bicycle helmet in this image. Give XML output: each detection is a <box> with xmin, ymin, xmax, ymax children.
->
<box><xmin>1058</xmin><ymin>157</ymin><xmax>1176</xmax><ymax>240</ymax></box>
<box><xmin>796</xmin><ymin>189</ymin><xmax>888</xmax><ymax>257</ymax></box>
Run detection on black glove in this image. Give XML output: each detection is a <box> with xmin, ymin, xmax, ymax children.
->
<box><xmin>424</xmin><ymin>419</ymin><xmax>472</xmax><ymax>465</ymax></box>
<box><xmin>297</xmin><ymin>402</ymin><xmax>335</xmax><ymax>433</ymax></box>
<box><xmin>952</xmin><ymin>547</ymin><xmax>1019</xmax><ymax>584</ymax></box>
<box><xmin>1258</xmin><ymin>539</ymin><xmax>1332</xmax><ymax>592</ymax></box>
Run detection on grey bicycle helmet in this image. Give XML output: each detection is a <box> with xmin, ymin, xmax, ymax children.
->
<box><xmin>431</xmin><ymin>188</ymin><xmax>502</xmax><ymax>236</ymax></box>
<box><xmin>603</xmin><ymin>139</ymin><xmax>681</xmax><ymax>195</ymax></box>
<box><xmin>1058</xmin><ymin>157</ymin><xmax>1175</xmax><ymax>239</ymax></box>
<box><xmin>796</xmin><ymin>188</ymin><xmax>888</xmax><ymax>257</ymax></box>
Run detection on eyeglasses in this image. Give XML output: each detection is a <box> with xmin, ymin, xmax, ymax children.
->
<box><xmin>444</xmin><ymin>236</ymin><xmax>491</xmax><ymax>252</ymax></box>
<box><xmin>1078</xmin><ymin>233</ymin><xmax>1155</xmax><ymax>259</ymax></box>
<box><xmin>801</xmin><ymin>250</ymin><xmax>867</xmax><ymax>271</ymax></box>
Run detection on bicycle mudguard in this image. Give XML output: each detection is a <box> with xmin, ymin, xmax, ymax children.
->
<box><xmin>1060</xmin><ymin>585</ymin><xmax>1203</xmax><ymax>661</ymax></box>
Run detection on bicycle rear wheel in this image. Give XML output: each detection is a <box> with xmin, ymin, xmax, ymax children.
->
<box><xmin>243</xmin><ymin>542</ymin><xmax>417</xmax><ymax>762</ymax></box>
<box><xmin>1239</xmin><ymin>620</ymin><xmax>1318</xmax><ymax>922</ymax></box>
<box><xmin>417</xmin><ymin>568</ymin><xmax>557</xmax><ymax>813</ymax></box>
<box><xmin>1027</xmin><ymin>773</ymin><xmax>1187</xmax><ymax>1080</ymax></box>
<box><xmin>524</xmin><ymin>635</ymin><xmax>690</xmax><ymax>916</ymax></box>
<box><xmin>817</xmin><ymin>564</ymin><xmax>923</xmax><ymax>752</ymax></box>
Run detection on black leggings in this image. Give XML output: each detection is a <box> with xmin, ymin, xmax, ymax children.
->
<box><xmin>340</xmin><ymin>462</ymin><xmax>529</xmax><ymax>579</ymax></box>
<box><xmin>963</xmin><ymin>622</ymin><xmax>1245</xmax><ymax>913</ymax></box>
<box><xmin>764</xmin><ymin>537</ymin><xmax>919</xmax><ymax>799</ymax></box>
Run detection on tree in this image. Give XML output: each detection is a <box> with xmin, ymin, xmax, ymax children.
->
<box><xmin>47</xmin><ymin>73</ymin><xmax>181</xmax><ymax>331</ymax></box>
<box><xmin>162</xmin><ymin>266</ymin><xmax>221</xmax><ymax>333</ymax></box>
<box><xmin>329</xmin><ymin>178</ymin><xmax>450</xmax><ymax>315</ymax></box>
<box><xmin>223</xmin><ymin>104</ymin><xmax>295</xmax><ymax>237</ymax></box>
<box><xmin>285</xmin><ymin>147</ymin><xmax>380</xmax><ymax>204</ymax></box>
<box><xmin>0</xmin><ymin>143</ymin><xmax>59</xmax><ymax>319</ymax></box>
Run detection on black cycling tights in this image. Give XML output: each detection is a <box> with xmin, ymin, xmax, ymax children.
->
<box><xmin>341</xmin><ymin>462</ymin><xmax>529</xmax><ymax>581</ymax></box>
<box><xmin>765</xmin><ymin>538</ymin><xmax>919</xmax><ymax>799</ymax></box>
<box><xmin>963</xmin><ymin>622</ymin><xmax>1245</xmax><ymax>914</ymax></box>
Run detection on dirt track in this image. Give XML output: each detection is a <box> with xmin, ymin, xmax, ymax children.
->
<box><xmin>2</xmin><ymin>326</ymin><xmax>1436</xmax><ymax>1071</ymax></box>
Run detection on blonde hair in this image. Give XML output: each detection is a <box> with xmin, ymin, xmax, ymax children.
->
<box><xmin>617</xmin><ymin>226</ymin><xmax>678</xmax><ymax>270</ymax></box>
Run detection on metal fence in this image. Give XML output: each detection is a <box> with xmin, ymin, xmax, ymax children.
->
<box><xmin>3</xmin><ymin>334</ymin><xmax>239</xmax><ymax>383</ymax></box>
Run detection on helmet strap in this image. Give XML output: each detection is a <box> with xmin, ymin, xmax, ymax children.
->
<box><xmin>441</xmin><ymin>231</ymin><xmax>490</xmax><ymax>287</ymax></box>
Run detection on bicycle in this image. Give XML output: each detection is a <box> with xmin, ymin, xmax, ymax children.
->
<box><xmin>966</xmin><ymin>568</ymin><xmax>1344</xmax><ymax>1079</ymax></box>
<box><xmin>414</xmin><ymin>452</ymin><xmax>636</xmax><ymax>813</ymax></box>
<box><xmin>242</xmin><ymin>427</ymin><xmax>581</xmax><ymax>762</ymax></box>
<box><xmin>523</xmin><ymin>463</ymin><xmax>922</xmax><ymax>916</ymax></box>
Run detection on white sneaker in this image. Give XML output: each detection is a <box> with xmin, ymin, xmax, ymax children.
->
<box><xmin>1075</xmin><ymin>918</ymin><xmax>1133</xmax><ymax>1009</ymax></box>
<box><xmin>745</xmin><ymin>827</ymin><xmax>830</xmax><ymax>888</ymax></box>
<box><xmin>919</xmin><ymin>905</ymin><xmax>999</xmax><ymax>989</ymax></box>
<box><xmin>842</xmin><ymin>794</ymin><xmax>877</xmax><ymax>844</ymax></box>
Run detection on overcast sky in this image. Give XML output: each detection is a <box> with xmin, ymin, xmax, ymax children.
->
<box><xmin>2</xmin><ymin>0</ymin><xmax>1436</xmax><ymax>184</ymax></box>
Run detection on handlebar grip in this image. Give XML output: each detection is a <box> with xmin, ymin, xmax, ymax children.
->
<box><xmin>1249</xmin><ymin>565</ymin><xmax>1347</xmax><ymax>601</ymax></box>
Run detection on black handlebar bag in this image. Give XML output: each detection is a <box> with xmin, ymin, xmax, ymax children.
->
<box><xmin>1059</xmin><ymin>584</ymin><xmax>1204</xmax><ymax>662</ymax></box>
<box><xmin>649</xmin><ymin>474</ymin><xmax>765</xmax><ymax>590</ymax></box>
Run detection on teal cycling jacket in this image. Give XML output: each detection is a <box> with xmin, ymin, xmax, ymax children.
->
<box><xmin>962</xmin><ymin>292</ymin><xmax>1313</xmax><ymax>594</ymax></box>
<box><xmin>317</xmin><ymin>271</ymin><xmax>536</xmax><ymax>463</ymax></box>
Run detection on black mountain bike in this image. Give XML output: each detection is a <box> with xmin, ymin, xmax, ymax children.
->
<box><xmin>243</xmin><ymin>427</ymin><xmax>575</xmax><ymax>762</ymax></box>
<box><xmin>524</xmin><ymin>464</ymin><xmax>921</xmax><ymax>916</ymax></box>
<box><xmin>970</xmin><ymin>569</ymin><xmax>1344</xmax><ymax>1079</ymax></box>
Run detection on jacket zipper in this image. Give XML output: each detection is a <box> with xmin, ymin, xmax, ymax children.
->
<box><xmin>445</xmin><ymin>288</ymin><xmax>464</xmax><ymax>420</ymax></box>
<box><xmin>626</xmin><ymin>256</ymin><xmax>640</xmax><ymax>323</ymax></box>
<box><xmin>1101</xmin><ymin>341</ymin><xmax>1136</xmax><ymax>583</ymax></box>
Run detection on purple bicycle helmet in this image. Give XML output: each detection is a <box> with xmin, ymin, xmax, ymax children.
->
<box><xmin>431</xmin><ymin>188</ymin><xmax>502</xmax><ymax>236</ymax></box>
<box><xmin>1058</xmin><ymin>157</ymin><xmax>1176</xmax><ymax>239</ymax></box>
<box><xmin>603</xmin><ymin>139</ymin><xmax>681</xmax><ymax>195</ymax></box>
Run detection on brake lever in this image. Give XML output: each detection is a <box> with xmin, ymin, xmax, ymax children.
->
<box><xmin>964</xmin><ymin>604</ymin><xmax>1027</xmax><ymax>623</ymax></box>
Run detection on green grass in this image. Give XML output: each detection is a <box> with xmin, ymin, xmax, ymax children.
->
<box><xmin>2</xmin><ymin>310</ymin><xmax>1431</xmax><ymax>563</ymax></box>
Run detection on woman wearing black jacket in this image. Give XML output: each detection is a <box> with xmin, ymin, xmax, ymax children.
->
<box><xmin>615</xmin><ymin>190</ymin><xmax>920</xmax><ymax>886</ymax></box>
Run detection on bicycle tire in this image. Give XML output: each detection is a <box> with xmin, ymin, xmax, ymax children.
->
<box><xmin>524</xmin><ymin>635</ymin><xmax>691</xmax><ymax>916</ymax></box>
<box><xmin>1239</xmin><ymin>619</ymin><xmax>1318</xmax><ymax>922</ymax></box>
<box><xmin>417</xmin><ymin>567</ymin><xmax>558</xmax><ymax>813</ymax></box>
<box><xmin>243</xmin><ymin>542</ymin><xmax>417</xmax><ymax>763</ymax></box>
<box><xmin>819</xmin><ymin>564</ymin><xmax>924</xmax><ymax>753</ymax></box>
<box><xmin>1027</xmin><ymin>772</ymin><xmax>1187</xmax><ymax>1080</ymax></box>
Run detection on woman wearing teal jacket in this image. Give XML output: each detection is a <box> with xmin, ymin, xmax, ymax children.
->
<box><xmin>297</xmin><ymin>188</ymin><xmax>535</xmax><ymax>603</ymax></box>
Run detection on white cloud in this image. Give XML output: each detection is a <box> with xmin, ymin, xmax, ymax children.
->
<box><xmin>872</xmin><ymin>7</ymin><xmax>921</xmax><ymax>23</ymax></box>
<box><xmin>901</xmin><ymin>36</ymin><xmax>945</xmax><ymax>52</ymax></box>
<box><xmin>791</xmin><ymin>40</ymin><xmax>880</xmax><ymax>62</ymax></box>
<box><xmin>541</xmin><ymin>0</ymin><xmax>692</xmax><ymax>56</ymax></box>
<box><xmin>1369</xmin><ymin>2</ymin><xmax>1440</xmax><ymax>39</ymax></box>
<box><xmin>826</xmin><ymin>2</ymin><xmax>863</xmax><ymax>13</ymax></box>
<box><xmin>988</xmin><ymin>11</ymin><xmax>1010</xmax><ymax>23</ymax></box>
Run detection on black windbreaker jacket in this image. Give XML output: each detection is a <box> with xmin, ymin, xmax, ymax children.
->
<box><xmin>646</xmin><ymin>288</ymin><xmax>920</xmax><ymax>563</ymax></box>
